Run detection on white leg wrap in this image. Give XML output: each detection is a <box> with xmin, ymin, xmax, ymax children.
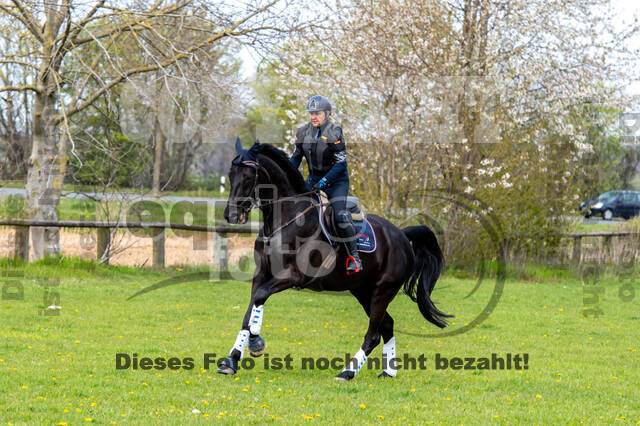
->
<box><xmin>382</xmin><ymin>337</ymin><xmax>397</xmax><ymax>377</ymax></box>
<box><xmin>230</xmin><ymin>330</ymin><xmax>249</xmax><ymax>359</ymax></box>
<box><xmin>249</xmin><ymin>304</ymin><xmax>264</xmax><ymax>336</ymax></box>
<box><xmin>343</xmin><ymin>348</ymin><xmax>367</xmax><ymax>375</ymax></box>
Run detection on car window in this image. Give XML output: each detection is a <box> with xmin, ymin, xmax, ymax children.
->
<box><xmin>598</xmin><ymin>191</ymin><xmax>620</xmax><ymax>202</ymax></box>
<box><xmin>621</xmin><ymin>192</ymin><xmax>635</xmax><ymax>203</ymax></box>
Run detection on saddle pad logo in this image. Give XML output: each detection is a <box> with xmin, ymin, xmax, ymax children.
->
<box><xmin>354</xmin><ymin>219</ymin><xmax>376</xmax><ymax>252</ymax></box>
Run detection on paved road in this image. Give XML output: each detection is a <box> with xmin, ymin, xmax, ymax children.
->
<box><xmin>0</xmin><ymin>187</ymin><xmax>226</xmax><ymax>203</ymax></box>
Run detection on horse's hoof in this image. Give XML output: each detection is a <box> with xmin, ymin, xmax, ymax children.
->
<box><xmin>216</xmin><ymin>357</ymin><xmax>237</xmax><ymax>375</ymax></box>
<box><xmin>217</xmin><ymin>365</ymin><xmax>236</xmax><ymax>375</ymax></box>
<box><xmin>377</xmin><ymin>371</ymin><xmax>394</xmax><ymax>378</ymax></box>
<box><xmin>248</xmin><ymin>336</ymin><xmax>266</xmax><ymax>357</ymax></box>
<box><xmin>335</xmin><ymin>370</ymin><xmax>356</xmax><ymax>381</ymax></box>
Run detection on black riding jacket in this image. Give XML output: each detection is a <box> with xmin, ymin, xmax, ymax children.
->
<box><xmin>290</xmin><ymin>120</ymin><xmax>348</xmax><ymax>185</ymax></box>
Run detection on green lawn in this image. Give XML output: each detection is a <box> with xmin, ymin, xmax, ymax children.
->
<box><xmin>0</xmin><ymin>182</ymin><xmax>226</xmax><ymax>199</ymax></box>
<box><xmin>0</xmin><ymin>258</ymin><xmax>638</xmax><ymax>424</ymax></box>
<box><xmin>0</xmin><ymin>195</ymin><xmax>261</xmax><ymax>226</ymax></box>
<box><xmin>570</xmin><ymin>219</ymin><xmax>629</xmax><ymax>234</ymax></box>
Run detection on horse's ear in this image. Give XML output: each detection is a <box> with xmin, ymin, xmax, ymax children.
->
<box><xmin>246</xmin><ymin>139</ymin><xmax>260</xmax><ymax>160</ymax></box>
<box><xmin>235</xmin><ymin>137</ymin><xmax>243</xmax><ymax>154</ymax></box>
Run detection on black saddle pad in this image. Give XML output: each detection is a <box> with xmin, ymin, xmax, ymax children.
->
<box><xmin>320</xmin><ymin>205</ymin><xmax>377</xmax><ymax>253</ymax></box>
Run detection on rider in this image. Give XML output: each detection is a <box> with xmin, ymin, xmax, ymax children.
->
<box><xmin>289</xmin><ymin>95</ymin><xmax>363</xmax><ymax>274</ymax></box>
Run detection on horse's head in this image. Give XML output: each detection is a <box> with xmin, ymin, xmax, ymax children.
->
<box><xmin>224</xmin><ymin>138</ymin><xmax>261</xmax><ymax>224</ymax></box>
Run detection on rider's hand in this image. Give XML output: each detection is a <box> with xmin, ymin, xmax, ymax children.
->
<box><xmin>312</xmin><ymin>178</ymin><xmax>328</xmax><ymax>191</ymax></box>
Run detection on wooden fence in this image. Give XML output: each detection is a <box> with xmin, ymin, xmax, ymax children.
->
<box><xmin>505</xmin><ymin>231</ymin><xmax>640</xmax><ymax>267</ymax></box>
<box><xmin>1</xmin><ymin>219</ymin><xmax>639</xmax><ymax>268</ymax></box>
<box><xmin>0</xmin><ymin>219</ymin><xmax>255</xmax><ymax>268</ymax></box>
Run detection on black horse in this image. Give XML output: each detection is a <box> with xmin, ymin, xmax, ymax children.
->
<box><xmin>219</xmin><ymin>140</ymin><xmax>451</xmax><ymax>380</ymax></box>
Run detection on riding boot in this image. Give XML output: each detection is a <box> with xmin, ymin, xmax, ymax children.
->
<box><xmin>344</xmin><ymin>234</ymin><xmax>363</xmax><ymax>275</ymax></box>
<box><xmin>336</xmin><ymin>211</ymin><xmax>363</xmax><ymax>274</ymax></box>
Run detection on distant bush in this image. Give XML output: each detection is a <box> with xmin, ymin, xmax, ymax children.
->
<box><xmin>182</xmin><ymin>172</ymin><xmax>223</xmax><ymax>192</ymax></box>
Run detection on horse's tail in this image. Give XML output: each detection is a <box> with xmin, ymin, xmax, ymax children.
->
<box><xmin>402</xmin><ymin>225</ymin><xmax>452</xmax><ymax>328</ymax></box>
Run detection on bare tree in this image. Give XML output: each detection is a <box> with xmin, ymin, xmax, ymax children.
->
<box><xmin>0</xmin><ymin>0</ymin><xmax>298</xmax><ymax>259</ymax></box>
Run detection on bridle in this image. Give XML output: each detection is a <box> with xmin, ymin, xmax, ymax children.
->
<box><xmin>226</xmin><ymin>160</ymin><xmax>264</xmax><ymax>215</ymax></box>
<box><xmin>227</xmin><ymin>159</ymin><xmax>323</xmax><ymax>242</ymax></box>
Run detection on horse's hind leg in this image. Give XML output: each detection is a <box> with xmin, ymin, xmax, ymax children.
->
<box><xmin>348</xmin><ymin>287</ymin><xmax>398</xmax><ymax>378</ymax></box>
<box><xmin>336</xmin><ymin>283</ymin><xmax>401</xmax><ymax>381</ymax></box>
<box><xmin>377</xmin><ymin>313</ymin><xmax>397</xmax><ymax>378</ymax></box>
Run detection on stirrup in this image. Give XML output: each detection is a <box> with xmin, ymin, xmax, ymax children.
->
<box><xmin>346</xmin><ymin>255</ymin><xmax>362</xmax><ymax>275</ymax></box>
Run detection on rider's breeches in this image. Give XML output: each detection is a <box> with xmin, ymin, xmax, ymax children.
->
<box><xmin>319</xmin><ymin>179</ymin><xmax>357</xmax><ymax>252</ymax></box>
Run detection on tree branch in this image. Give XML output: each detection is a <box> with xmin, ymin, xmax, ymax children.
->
<box><xmin>53</xmin><ymin>0</ymin><xmax>72</xmax><ymax>32</ymax></box>
<box><xmin>66</xmin><ymin>1</ymin><xmax>184</xmax><ymax>48</ymax></box>
<box><xmin>59</xmin><ymin>0</ymin><xmax>105</xmax><ymax>45</ymax></box>
<box><xmin>66</xmin><ymin>35</ymin><xmax>117</xmax><ymax>113</ymax></box>
<box><xmin>62</xmin><ymin>1</ymin><xmax>281</xmax><ymax>120</ymax></box>
<box><xmin>0</xmin><ymin>59</ymin><xmax>40</xmax><ymax>70</ymax></box>
<box><xmin>8</xmin><ymin>0</ymin><xmax>44</xmax><ymax>43</ymax></box>
<box><xmin>0</xmin><ymin>85</ymin><xmax>39</xmax><ymax>93</ymax></box>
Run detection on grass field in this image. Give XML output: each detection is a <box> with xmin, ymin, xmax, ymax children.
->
<box><xmin>0</xmin><ymin>257</ymin><xmax>638</xmax><ymax>424</ymax></box>
<box><xmin>0</xmin><ymin>194</ymin><xmax>261</xmax><ymax>226</ymax></box>
<box><xmin>0</xmin><ymin>182</ymin><xmax>226</xmax><ymax>199</ymax></box>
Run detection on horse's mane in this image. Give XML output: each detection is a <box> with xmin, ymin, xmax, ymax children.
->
<box><xmin>258</xmin><ymin>143</ymin><xmax>307</xmax><ymax>193</ymax></box>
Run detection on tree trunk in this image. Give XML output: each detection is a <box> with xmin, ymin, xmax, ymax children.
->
<box><xmin>26</xmin><ymin>80</ymin><xmax>65</xmax><ymax>260</ymax></box>
<box><xmin>151</xmin><ymin>116</ymin><xmax>165</xmax><ymax>199</ymax></box>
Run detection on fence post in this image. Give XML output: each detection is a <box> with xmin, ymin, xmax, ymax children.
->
<box><xmin>572</xmin><ymin>236</ymin><xmax>582</xmax><ymax>266</ymax></box>
<box><xmin>153</xmin><ymin>228</ymin><xmax>165</xmax><ymax>268</ymax></box>
<box><xmin>603</xmin><ymin>235</ymin><xmax>612</xmax><ymax>263</ymax></box>
<box><xmin>13</xmin><ymin>226</ymin><xmax>29</xmax><ymax>261</ymax></box>
<box><xmin>97</xmin><ymin>228</ymin><xmax>111</xmax><ymax>264</ymax></box>
<box><xmin>212</xmin><ymin>231</ymin><xmax>229</xmax><ymax>279</ymax></box>
<box><xmin>219</xmin><ymin>232</ymin><xmax>228</xmax><ymax>271</ymax></box>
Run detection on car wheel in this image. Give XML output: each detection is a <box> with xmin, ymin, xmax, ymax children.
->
<box><xmin>603</xmin><ymin>209</ymin><xmax>613</xmax><ymax>220</ymax></box>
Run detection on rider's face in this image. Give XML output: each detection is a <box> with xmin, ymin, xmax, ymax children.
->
<box><xmin>309</xmin><ymin>111</ymin><xmax>327</xmax><ymax>127</ymax></box>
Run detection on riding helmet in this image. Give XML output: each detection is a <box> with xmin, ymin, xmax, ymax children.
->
<box><xmin>306</xmin><ymin>95</ymin><xmax>332</xmax><ymax>112</ymax></box>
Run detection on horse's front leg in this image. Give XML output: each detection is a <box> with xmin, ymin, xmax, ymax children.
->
<box><xmin>215</xmin><ymin>301</ymin><xmax>262</xmax><ymax>375</ymax></box>
<box><xmin>217</xmin><ymin>273</ymin><xmax>297</xmax><ymax>375</ymax></box>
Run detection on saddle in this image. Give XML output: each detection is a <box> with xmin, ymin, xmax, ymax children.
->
<box><xmin>317</xmin><ymin>191</ymin><xmax>377</xmax><ymax>253</ymax></box>
<box><xmin>318</xmin><ymin>191</ymin><xmax>364</xmax><ymax>221</ymax></box>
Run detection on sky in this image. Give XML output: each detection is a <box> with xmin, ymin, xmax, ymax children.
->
<box><xmin>612</xmin><ymin>0</ymin><xmax>640</xmax><ymax>26</ymax></box>
<box><xmin>612</xmin><ymin>0</ymin><xmax>640</xmax><ymax>94</ymax></box>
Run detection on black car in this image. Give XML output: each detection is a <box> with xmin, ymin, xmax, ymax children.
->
<box><xmin>579</xmin><ymin>190</ymin><xmax>640</xmax><ymax>220</ymax></box>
